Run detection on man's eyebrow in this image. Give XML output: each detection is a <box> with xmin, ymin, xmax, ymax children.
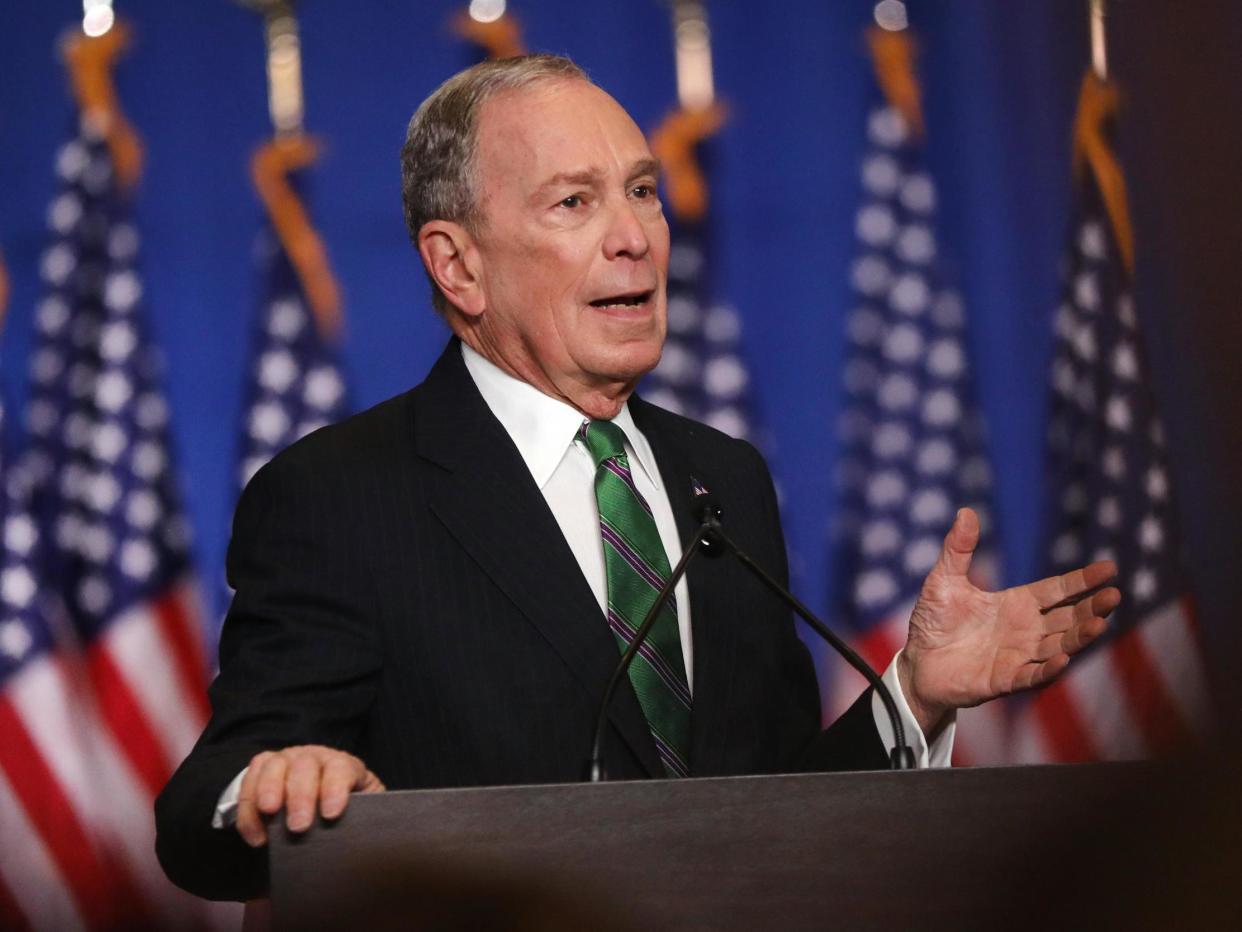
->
<box><xmin>627</xmin><ymin>158</ymin><xmax>662</xmax><ymax>184</ymax></box>
<box><xmin>531</xmin><ymin>168</ymin><xmax>606</xmax><ymax>199</ymax></box>
<box><xmin>529</xmin><ymin>159</ymin><xmax>662</xmax><ymax>201</ymax></box>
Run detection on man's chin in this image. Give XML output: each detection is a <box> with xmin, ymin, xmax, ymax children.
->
<box><xmin>604</xmin><ymin>340</ymin><xmax>663</xmax><ymax>384</ymax></box>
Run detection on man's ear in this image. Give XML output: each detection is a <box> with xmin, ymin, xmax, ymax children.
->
<box><xmin>418</xmin><ymin>220</ymin><xmax>485</xmax><ymax>317</ymax></box>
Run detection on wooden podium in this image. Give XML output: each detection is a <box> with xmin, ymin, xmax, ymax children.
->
<box><xmin>268</xmin><ymin>761</ymin><xmax>1238</xmax><ymax>930</ymax></box>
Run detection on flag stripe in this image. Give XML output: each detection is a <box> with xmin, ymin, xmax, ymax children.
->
<box><xmin>1030</xmin><ymin>680</ymin><xmax>1097</xmax><ymax>762</ymax></box>
<box><xmin>950</xmin><ymin>702</ymin><xmax>1009</xmax><ymax>766</ymax></box>
<box><xmin>154</xmin><ymin>584</ymin><xmax>211</xmax><ymax>722</ymax></box>
<box><xmin>0</xmin><ymin>696</ymin><xmax>116</xmax><ymax>929</ymax></box>
<box><xmin>4</xmin><ymin>658</ymin><xmax>159</xmax><ymax>926</ymax></box>
<box><xmin>0</xmin><ymin>765</ymin><xmax>85</xmax><ymax>932</ymax></box>
<box><xmin>1139</xmin><ymin>599</ymin><xmax>1212</xmax><ymax>738</ymax></box>
<box><xmin>106</xmin><ymin>599</ymin><xmax>205</xmax><ymax>766</ymax></box>
<box><xmin>1060</xmin><ymin>644</ymin><xmax>1148</xmax><ymax>760</ymax></box>
<box><xmin>86</xmin><ymin>643</ymin><xmax>174</xmax><ymax>798</ymax></box>
<box><xmin>0</xmin><ymin>876</ymin><xmax>34</xmax><ymax>932</ymax></box>
<box><xmin>1110</xmin><ymin>623</ymin><xmax>1190</xmax><ymax>754</ymax></box>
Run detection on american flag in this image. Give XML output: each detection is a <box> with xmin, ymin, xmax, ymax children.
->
<box><xmin>827</xmin><ymin>33</ymin><xmax>1004</xmax><ymax>762</ymax></box>
<box><xmin>643</xmin><ymin>218</ymin><xmax>758</xmax><ymax>444</ymax></box>
<box><xmin>234</xmin><ymin>171</ymin><xmax>349</xmax><ymax>498</ymax></box>
<box><xmin>1005</xmin><ymin>76</ymin><xmax>1212</xmax><ymax>762</ymax></box>
<box><xmin>0</xmin><ymin>113</ymin><xmax>226</xmax><ymax>928</ymax></box>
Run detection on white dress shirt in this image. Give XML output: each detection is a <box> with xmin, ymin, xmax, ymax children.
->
<box><xmin>214</xmin><ymin>344</ymin><xmax>952</xmax><ymax>827</ymax></box>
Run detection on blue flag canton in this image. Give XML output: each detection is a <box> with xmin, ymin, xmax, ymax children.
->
<box><xmin>642</xmin><ymin>220</ymin><xmax>755</xmax><ymax>442</ymax></box>
<box><xmin>236</xmin><ymin>219</ymin><xmax>349</xmax><ymax>492</ymax></box>
<box><xmin>833</xmin><ymin>103</ymin><xmax>996</xmax><ymax>631</ymax></box>
<box><xmin>1044</xmin><ymin>182</ymin><xmax>1184</xmax><ymax>629</ymax></box>
<box><xmin>18</xmin><ymin>121</ymin><xmax>193</xmax><ymax>642</ymax></box>
<box><xmin>0</xmin><ymin>396</ymin><xmax>56</xmax><ymax>682</ymax></box>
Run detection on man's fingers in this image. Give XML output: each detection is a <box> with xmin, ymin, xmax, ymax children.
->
<box><xmin>284</xmin><ymin>752</ymin><xmax>323</xmax><ymax>832</ymax></box>
<box><xmin>1036</xmin><ymin>614</ymin><xmax>1109</xmax><ymax>661</ymax></box>
<box><xmin>1069</xmin><ymin>586</ymin><xmax>1119</xmax><ymax>630</ymax></box>
<box><xmin>237</xmin><ymin>752</ymin><xmax>273</xmax><ymax>848</ymax></box>
<box><xmin>236</xmin><ymin>797</ymin><xmax>267</xmax><ymax>847</ymax></box>
<box><xmin>319</xmin><ymin>755</ymin><xmax>362</xmax><ymax>821</ymax></box>
<box><xmin>933</xmin><ymin>508</ymin><xmax>979</xmax><ymax>578</ymax></box>
<box><xmin>1031</xmin><ymin>560</ymin><xmax>1118</xmax><ymax>607</ymax></box>
<box><xmin>233</xmin><ymin>746</ymin><xmax>382</xmax><ymax>842</ymax></box>
<box><xmin>1015</xmin><ymin>653</ymin><xmax>1071</xmax><ymax>692</ymax></box>
<box><xmin>254</xmin><ymin>753</ymin><xmax>290</xmax><ymax>816</ymax></box>
<box><xmin>1042</xmin><ymin>585</ymin><xmax>1120</xmax><ymax>630</ymax></box>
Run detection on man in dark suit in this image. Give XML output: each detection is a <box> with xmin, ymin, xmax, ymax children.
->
<box><xmin>155</xmin><ymin>54</ymin><xmax>1118</xmax><ymax>902</ymax></box>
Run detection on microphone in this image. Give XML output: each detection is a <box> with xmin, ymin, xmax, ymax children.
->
<box><xmin>692</xmin><ymin>495</ymin><xmax>916</xmax><ymax>770</ymax></box>
<box><xmin>586</xmin><ymin>505</ymin><xmax>724</xmax><ymax>782</ymax></box>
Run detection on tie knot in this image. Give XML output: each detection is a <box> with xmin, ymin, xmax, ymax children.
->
<box><xmin>580</xmin><ymin>419</ymin><xmax>628</xmax><ymax>469</ymax></box>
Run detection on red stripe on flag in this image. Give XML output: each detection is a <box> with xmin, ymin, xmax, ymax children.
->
<box><xmin>1111</xmin><ymin>626</ymin><xmax>1191</xmax><ymax>754</ymax></box>
<box><xmin>153</xmin><ymin>588</ymin><xmax>210</xmax><ymax>721</ymax></box>
<box><xmin>0</xmin><ymin>696</ymin><xmax>119</xmax><ymax>929</ymax></box>
<box><xmin>1031</xmin><ymin>679</ymin><xmax>1096</xmax><ymax>762</ymax></box>
<box><xmin>856</xmin><ymin>623</ymin><xmax>902</xmax><ymax>673</ymax></box>
<box><xmin>86</xmin><ymin>643</ymin><xmax>173</xmax><ymax>798</ymax></box>
<box><xmin>0</xmin><ymin>874</ymin><xmax>30</xmax><ymax>932</ymax></box>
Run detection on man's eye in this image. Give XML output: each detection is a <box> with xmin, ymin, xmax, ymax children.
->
<box><xmin>631</xmin><ymin>184</ymin><xmax>655</xmax><ymax>199</ymax></box>
<box><xmin>559</xmin><ymin>195</ymin><xmax>582</xmax><ymax>208</ymax></box>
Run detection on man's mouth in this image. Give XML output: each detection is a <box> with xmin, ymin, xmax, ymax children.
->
<box><xmin>588</xmin><ymin>290</ymin><xmax>653</xmax><ymax>309</ymax></box>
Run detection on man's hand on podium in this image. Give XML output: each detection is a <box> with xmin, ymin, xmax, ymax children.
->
<box><xmin>235</xmin><ymin>745</ymin><xmax>386</xmax><ymax>848</ymax></box>
<box><xmin>899</xmin><ymin>507</ymin><xmax>1120</xmax><ymax>737</ymax></box>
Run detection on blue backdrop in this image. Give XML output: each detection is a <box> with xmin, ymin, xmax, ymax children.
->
<box><xmin>8</xmin><ymin>1</ymin><xmax>1226</xmax><ymax>680</ymax></box>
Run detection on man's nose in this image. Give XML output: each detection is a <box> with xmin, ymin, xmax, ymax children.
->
<box><xmin>602</xmin><ymin>200</ymin><xmax>650</xmax><ymax>261</ymax></box>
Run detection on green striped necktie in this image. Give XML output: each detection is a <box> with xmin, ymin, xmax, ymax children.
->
<box><xmin>580</xmin><ymin>419</ymin><xmax>691</xmax><ymax>778</ymax></box>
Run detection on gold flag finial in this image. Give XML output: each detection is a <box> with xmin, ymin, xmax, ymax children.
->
<box><xmin>251</xmin><ymin>137</ymin><xmax>344</xmax><ymax>340</ymax></box>
<box><xmin>61</xmin><ymin>19</ymin><xmax>144</xmax><ymax>192</ymax></box>
<box><xmin>1072</xmin><ymin>73</ymin><xmax>1134</xmax><ymax>275</ymax></box>
<box><xmin>453</xmin><ymin>3</ymin><xmax>526</xmax><ymax>60</ymax></box>
<box><xmin>650</xmin><ymin>104</ymin><xmax>728</xmax><ymax>223</ymax></box>
<box><xmin>866</xmin><ymin>23</ymin><xmax>924</xmax><ymax>141</ymax></box>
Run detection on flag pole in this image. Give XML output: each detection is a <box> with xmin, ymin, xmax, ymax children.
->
<box><xmin>234</xmin><ymin>0</ymin><xmax>342</xmax><ymax>336</ymax></box>
<box><xmin>670</xmin><ymin>0</ymin><xmax>714</xmax><ymax>111</ymax></box>
<box><xmin>1090</xmin><ymin>0</ymin><xmax>1108</xmax><ymax>81</ymax></box>
<box><xmin>235</xmin><ymin>0</ymin><xmax>305</xmax><ymax>137</ymax></box>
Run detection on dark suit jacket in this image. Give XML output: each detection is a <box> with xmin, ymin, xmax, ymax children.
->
<box><xmin>155</xmin><ymin>340</ymin><xmax>887</xmax><ymax>901</ymax></box>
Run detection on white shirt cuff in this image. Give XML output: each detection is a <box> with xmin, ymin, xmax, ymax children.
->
<box><xmin>212</xmin><ymin>768</ymin><xmax>248</xmax><ymax>829</ymax></box>
<box><xmin>870</xmin><ymin>649</ymin><xmax>956</xmax><ymax>768</ymax></box>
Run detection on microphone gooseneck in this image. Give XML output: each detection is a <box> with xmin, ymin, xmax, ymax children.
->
<box><xmin>693</xmin><ymin>498</ymin><xmax>915</xmax><ymax>770</ymax></box>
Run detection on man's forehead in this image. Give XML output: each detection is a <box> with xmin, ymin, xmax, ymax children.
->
<box><xmin>475</xmin><ymin>79</ymin><xmax>653</xmax><ymax>185</ymax></box>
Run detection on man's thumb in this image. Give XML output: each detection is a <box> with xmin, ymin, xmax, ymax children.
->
<box><xmin>935</xmin><ymin>507</ymin><xmax>979</xmax><ymax>578</ymax></box>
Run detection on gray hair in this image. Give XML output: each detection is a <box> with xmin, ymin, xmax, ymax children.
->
<box><xmin>400</xmin><ymin>54</ymin><xmax>589</xmax><ymax>314</ymax></box>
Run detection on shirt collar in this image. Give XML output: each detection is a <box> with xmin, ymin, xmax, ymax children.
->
<box><xmin>461</xmin><ymin>342</ymin><xmax>662</xmax><ymax>492</ymax></box>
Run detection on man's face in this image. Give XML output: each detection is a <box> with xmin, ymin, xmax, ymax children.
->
<box><xmin>467</xmin><ymin>79</ymin><xmax>670</xmax><ymax>407</ymax></box>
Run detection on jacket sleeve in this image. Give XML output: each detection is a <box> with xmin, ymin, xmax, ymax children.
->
<box><xmin>155</xmin><ymin>446</ymin><xmax>381</xmax><ymax>901</ymax></box>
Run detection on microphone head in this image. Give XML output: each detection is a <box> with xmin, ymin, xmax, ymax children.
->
<box><xmin>692</xmin><ymin>492</ymin><xmax>726</xmax><ymax>557</ymax></box>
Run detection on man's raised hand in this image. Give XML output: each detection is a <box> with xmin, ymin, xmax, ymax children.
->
<box><xmin>898</xmin><ymin>507</ymin><xmax>1120</xmax><ymax>735</ymax></box>
<box><xmin>235</xmin><ymin>745</ymin><xmax>385</xmax><ymax>848</ymax></box>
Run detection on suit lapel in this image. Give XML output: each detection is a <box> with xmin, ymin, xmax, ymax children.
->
<box><xmin>631</xmin><ymin>398</ymin><xmax>742</xmax><ymax>776</ymax></box>
<box><xmin>412</xmin><ymin>342</ymin><xmax>662</xmax><ymax>778</ymax></box>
